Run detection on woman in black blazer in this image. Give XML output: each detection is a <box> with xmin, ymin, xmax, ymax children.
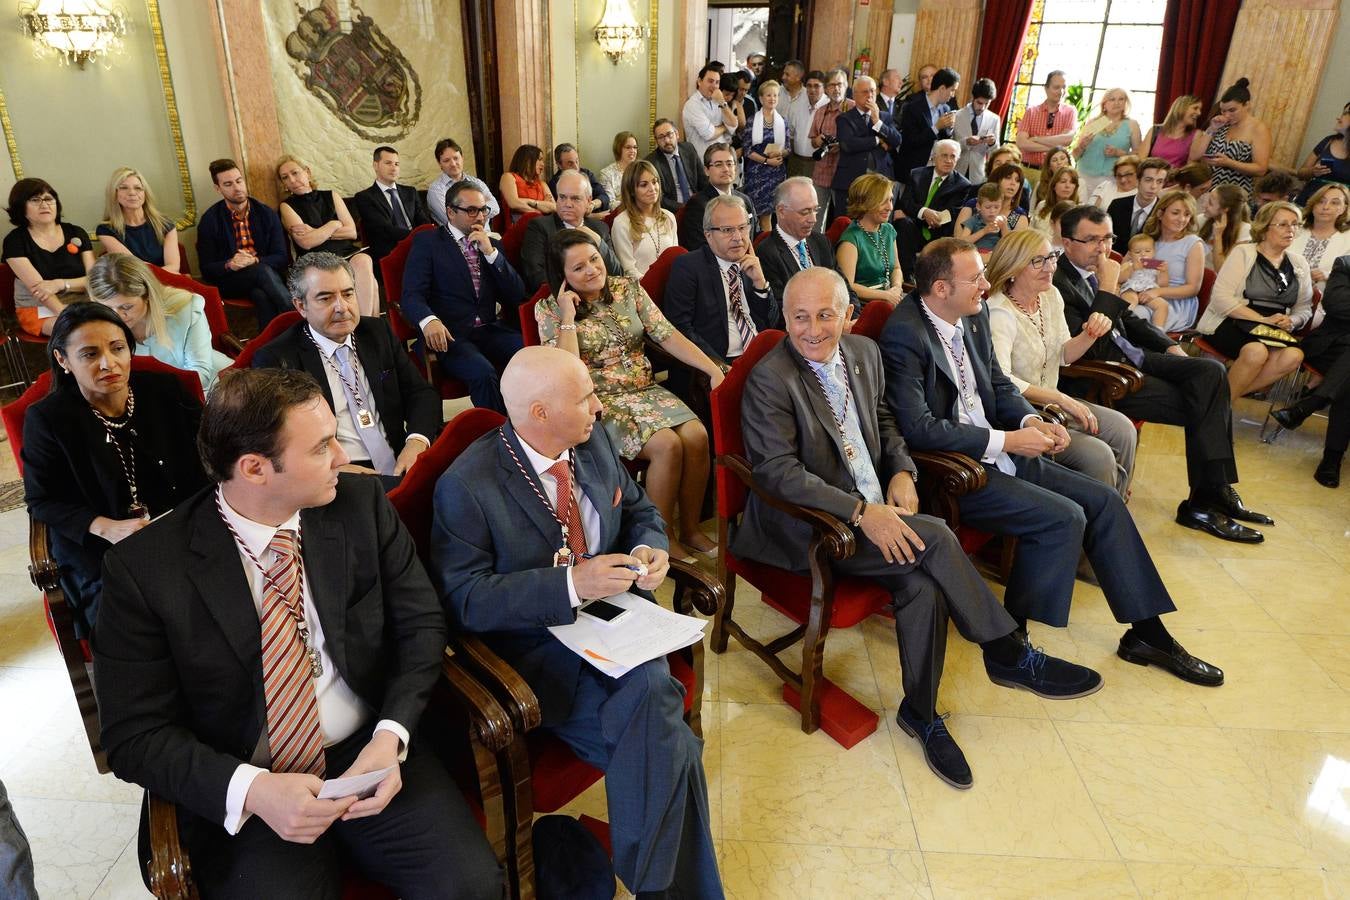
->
<box><xmin>22</xmin><ymin>302</ymin><xmax>207</xmax><ymax>636</ymax></box>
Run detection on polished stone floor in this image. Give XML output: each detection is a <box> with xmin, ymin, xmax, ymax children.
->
<box><xmin>2</xmin><ymin>396</ymin><xmax>1347</xmax><ymax>898</ymax></box>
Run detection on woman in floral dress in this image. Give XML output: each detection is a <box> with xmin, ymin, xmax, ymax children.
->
<box><xmin>537</xmin><ymin>228</ymin><xmax>725</xmax><ymax>560</ymax></box>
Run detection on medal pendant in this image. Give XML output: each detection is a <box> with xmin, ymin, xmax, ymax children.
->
<box><xmin>356</xmin><ymin>408</ymin><xmax>375</xmax><ymax>429</ymax></box>
<box><xmin>308</xmin><ymin>648</ymin><xmax>324</xmax><ymax>679</ymax></box>
<box><xmin>843</xmin><ymin>441</ymin><xmax>857</xmax><ymax>461</ymax></box>
<box><xmin>552</xmin><ymin>547</ymin><xmax>573</xmax><ymax>567</ymax></box>
<box><xmin>128</xmin><ymin>502</ymin><xmax>149</xmax><ymax>520</ymax></box>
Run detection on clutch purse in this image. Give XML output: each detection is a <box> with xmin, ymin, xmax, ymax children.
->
<box><xmin>1238</xmin><ymin>321</ymin><xmax>1300</xmax><ymax>347</ymax></box>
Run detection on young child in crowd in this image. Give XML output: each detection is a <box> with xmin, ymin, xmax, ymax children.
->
<box><xmin>1119</xmin><ymin>232</ymin><xmax>1171</xmax><ymax>327</ymax></box>
<box><xmin>957</xmin><ymin>182</ymin><xmax>1012</xmax><ymax>254</ymax></box>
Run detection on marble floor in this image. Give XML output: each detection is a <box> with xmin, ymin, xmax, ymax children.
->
<box><xmin>2</xmin><ymin>396</ymin><xmax>1348</xmax><ymax>898</ymax></box>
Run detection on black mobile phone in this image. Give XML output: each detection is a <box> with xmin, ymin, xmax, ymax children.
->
<box><xmin>580</xmin><ymin>598</ymin><xmax>630</xmax><ymax>624</ymax></box>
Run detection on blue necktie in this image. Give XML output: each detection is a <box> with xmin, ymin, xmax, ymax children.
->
<box><xmin>1089</xmin><ymin>273</ymin><xmax>1145</xmax><ymax>367</ymax></box>
<box><xmin>387</xmin><ymin>188</ymin><xmax>410</xmax><ymax>231</ymax></box>
<box><xmin>669</xmin><ymin>154</ymin><xmax>690</xmax><ymax>203</ymax></box>
<box><xmin>335</xmin><ymin>345</ymin><xmax>397</xmax><ymax>474</ymax></box>
<box><xmin>796</xmin><ymin>240</ymin><xmax>810</xmax><ymax>269</ymax></box>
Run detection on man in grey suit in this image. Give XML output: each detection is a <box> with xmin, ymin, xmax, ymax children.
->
<box><xmin>519</xmin><ymin>170</ymin><xmax>623</xmax><ymax>290</ymax></box>
<box><xmin>431</xmin><ymin>347</ymin><xmax>722</xmax><ymax>898</ymax></box>
<box><xmin>732</xmin><ymin>267</ymin><xmax>1101</xmax><ymax>790</ymax></box>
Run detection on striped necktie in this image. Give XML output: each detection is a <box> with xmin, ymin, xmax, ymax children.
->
<box><xmin>726</xmin><ymin>264</ymin><xmax>756</xmax><ymax>349</ymax></box>
<box><xmin>260</xmin><ymin>530</ymin><xmax>325</xmax><ymax>777</ymax></box>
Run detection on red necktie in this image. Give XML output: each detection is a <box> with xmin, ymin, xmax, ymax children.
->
<box><xmin>547</xmin><ymin>460</ymin><xmax>589</xmax><ymax>558</ymax></box>
<box><xmin>260</xmin><ymin>530</ymin><xmax>325</xmax><ymax>777</ymax></box>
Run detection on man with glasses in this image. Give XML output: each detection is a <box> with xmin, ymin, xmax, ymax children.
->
<box><xmin>1015</xmin><ymin>70</ymin><xmax>1078</xmax><ymax>183</ymax></box>
<box><xmin>678</xmin><ymin>143</ymin><xmax>757</xmax><ymax>250</ymax></box>
<box><xmin>1107</xmin><ymin>157</ymin><xmax>1170</xmax><ymax>254</ymax></box>
<box><xmin>759</xmin><ymin>177</ymin><xmax>859</xmax><ymax>318</ymax></box>
<box><xmin>665</xmin><ymin>195</ymin><xmax>779</xmax><ymax>373</ymax></box>
<box><xmin>1054</xmin><ymin>204</ymin><xmax>1271</xmax><ymax>544</ymax></box>
<box><xmin>520</xmin><ymin>170</ymin><xmax>622</xmax><ymax>289</ymax></box>
<box><xmin>880</xmin><ymin>237</ymin><xmax>1226</xmax><ymax>688</ymax></box>
<box><xmin>399</xmin><ymin>182</ymin><xmax>527</xmax><ymax>414</ymax></box>
<box><xmin>808</xmin><ymin>68</ymin><xmax>853</xmax><ymax>226</ymax></box>
<box><xmin>895</xmin><ymin>138</ymin><xmax>972</xmax><ymax>275</ymax></box>
<box><xmin>645</xmin><ymin>119</ymin><xmax>707</xmax><ymax>214</ymax></box>
<box><xmin>831</xmin><ymin>75</ymin><xmax>903</xmax><ymax>217</ymax></box>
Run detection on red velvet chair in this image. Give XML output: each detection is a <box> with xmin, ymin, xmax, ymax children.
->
<box><xmin>518</xmin><ymin>284</ymin><xmax>550</xmax><ymax>347</ymax></box>
<box><xmin>223</xmin><ymin>311</ymin><xmax>304</xmax><ymax>370</ymax></box>
<box><xmin>709</xmin><ymin>331</ymin><xmax>987</xmax><ymax>747</ymax></box>
<box><xmin>852</xmin><ymin>300</ymin><xmax>893</xmax><ymax>338</ymax></box>
<box><xmin>753</xmin><ymin>230</ymin><xmax>770</xmax><ymax>248</ymax></box>
<box><xmin>149</xmin><ymin>264</ymin><xmax>243</xmax><ymax>357</ymax></box>
<box><xmin>500</xmin><ymin>211</ymin><xmax>541</xmax><ymax>272</ymax></box>
<box><xmin>603</xmin><ymin>207</ymin><xmax>622</xmax><ymax>229</ymax></box>
<box><xmin>387</xmin><ymin>408</ymin><xmax>722</xmax><ymax>898</ymax></box>
<box><xmin>379</xmin><ymin>224</ymin><xmax>471</xmax><ymax>401</ymax></box>
<box><xmin>638</xmin><ymin>245</ymin><xmax>688</xmax><ymax>309</ymax></box>
<box><xmin>0</xmin><ymin>261</ymin><xmax>49</xmax><ymax>352</ymax></box>
<box><xmin>1169</xmin><ymin>267</ymin><xmax>1217</xmax><ymax>342</ymax></box>
<box><xmin>0</xmin><ymin>262</ymin><xmax>33</xmax><ymax>387</ymax></box>
<box><xmin>825</xmin><ymin>215</ymin><xmax>851</xmax><ymax>246</ymax></box>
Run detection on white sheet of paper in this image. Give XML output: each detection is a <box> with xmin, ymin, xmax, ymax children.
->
<box><xmin>317</xmin><ymin>765</ymin><xmax>395</xmax><ymax>800</ymax></box>
<box><xmin>548</xmin><ymin>592</ymin><xmax>707</xmax><ymax>678</ymax></box>
<box><xmin>934</xmin><ymin>209</ymin><xmax>952</xmax><ymax>225</ymax></box>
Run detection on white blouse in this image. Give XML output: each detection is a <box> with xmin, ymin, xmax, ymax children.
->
<box><xmin>611</xmin><ymin>209</ymin><xmax>679</xmax><ymax>278</ymax></box>
<box><xmin>986</xmin><ymin>287</ymin><xmax>1073</xmax><ymax>393</ymax></box>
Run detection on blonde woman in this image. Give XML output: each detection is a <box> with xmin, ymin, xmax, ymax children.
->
<box><xmin>598</xmin><ymin>131</ymin><xmax>640</xmax><ymax>205</ymax></box>
<box><xmin>611</xmin><ymin>160</ymin><xmax>678</xmax><ymax>277</ymax></box>
<box><xmin>275</xmin><ymin>154</ymin><xmax>378</xmax><ymax>315</ymax></box>
<box><xmin>835</xmin><ymin>173</ymin><xmax>903</xmax><ymax>304</ymax></box>
<box><xmin>1289</xmin><ymin>182</ymin><xmax>1350</xmax><ymax>292</ymax></box>
<box><xmin>96</xmin><ymin>167</ymin><xmax>181</xmax><ymax>272</ymax></box>
<box><xmin>1198</xmin><ymin>201</ymin><xmax>1312</xmax><ymax>400</ymax></box>
<box><xmin>1072</xmin><ymin>88</ymin><xmax>1143</xmax><ymax>200</ymax></box>
<box><xmin>87</xmin><ymin>252</ymin><xmax>231</xmax><ymax>391</ymax></box>
<box><xmin>741</xmin><ymin>79</ymin><xmax>792</xmax><ymax>233</ymax></box>
<box><xmin>1143</xmin><ymin>94</ymin><xmax>1203</xmax><ymax>168</ymax></box>
<box><xmin>1134</xmin><ymin>189</ymin><xmax>1205</xmax><ymax>331</ymax></box>
<box><xmin>985</xmin><ymin>229</ymin><xmax>1135</xmax><ymax>495</ymax></box>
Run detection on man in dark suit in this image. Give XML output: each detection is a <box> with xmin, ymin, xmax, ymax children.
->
<box><xmin>197</xmin><ymin>159</ymin><xmax>292</xmax><ymax>328</ymax></box>
<box><xmin>677</xmin><ymin>142</ymin><xmax>756</xmax><ymax>251</ymax></box>
<box><xmin>350</xmin><ymin>146</ymin><xmax>431</xmax><ymax>263</ymax></box>
<box><xmin>400</xmin><ymin>182</ymin><xmax>527</xmax><ymax>414</ymax></box>
<box><xmin>880</xmin><ymin>238</ymin><xmax>1224</xmax><ymax>687</ymax></box>
<box><xmin>759</xmin><ymin>176</ymin><xmax>860</xmax><ymax>317</ymax></box>
<box><xmin>1273</xmin><ymin>253</ymin><xmax>1350</xmax><ymax>486</ymax></box>
<box><xmin>1055</xmin><ymin>204</ymin><xmax>1271</xmax><ymax>541</ymax></box>
<box><xmin>251</xmin><ymin>251</ymin><xmax>440</xmax><ymax>481</ymax></box>
<box><xmin>431</xmin><ymin>346</ymin><xmax>722</xmax><ymax>897</ymax></box>
<box><xmin>520</xmin><ymin>170</ymin><xmax>622</xmax><ymax>289</ymax></box>
<box><xmin>646</xmin><ymin>119</ymin><xmax>707</xmax><ymax>213</ymax></box>
<box><xmin>546</xmin><ymin>142</ymin><xmax>611</xmax><ymax>214</ymax></box>
<box><xmin>734</xmin><ymin>267</ymin><xmax>1099</xmax><ymax>788</ymax></box>
<box><xmin>1106</xmin><ymin>157</ymin><xmax>1169</xmax><ymax>255</ymax></box>
<box><xmin>664</xmin><ymin>194</ymin><xmax>779</xmax><ymax>369</ymax></box>
<box><xmin>830</xmin><ymin>75</ymin><xmax>903</xmax><ymax>220</ymax></box>
<box><xmin>93</xmin><ymin>367</ymin><xmax>503</xmax><ymax>899</ymax></box>
<box><xmin>895</xmin><ymin>67</ymin><xmax>960</xmax><ymax>179</ymax></box>
<box><xmin>894</xmin><ymin>139</ymin><xmax>972</xmax><ymax>275</ymax></box>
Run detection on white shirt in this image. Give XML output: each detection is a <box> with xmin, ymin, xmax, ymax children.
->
<box><xmin>919</xmin><ymin>300</ymin><xmax>1039</xmax><ymax>475</ymax></box>
<box><xmin>1129</xmin><ymin>196</ymin><xmax>1158</xmax><ymax>233</ymax></box>
<box><xmin>786</xmin><ymin>89</ymin><xmax>826</xmax><ymax>158</ymax></box>
<box><xmin>716</xmin><ymin>254</ymin><xmax>758</xmax><ymax>357</ymax></box>
<box><xmin>417</xmin><ymin>223</ymin><xmax>500</xmax><ymax>334</ymax></box>
<box><xmin>516</xmin><ymin>436</ymin><xmax>650</xmax><ymax>606</ymax></box>
<box><xmin>220</xmin><ymin>490</ymin><xmax>409</xmax><ymax>834</ymax></box>
<box><xmin>682</xmin><ymin>91</ymin><xmax>727</xmax><ymax>160</ymax></box>
<box><xmin>427</xmin><ymin>172</ymin><xmax>500</xmax><ymax>229</ymax></box>
<box><xmin>307</xmin><ymin>327</ymin><xmax>425</xmax><ymax>469</ymax></box>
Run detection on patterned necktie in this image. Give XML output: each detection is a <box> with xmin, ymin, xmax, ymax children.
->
<box><xmin>546</xmin><ymin>460</ymin><xmax>589</xmax><ymax>558</ymax></box>
<box><xmin>669</xmin><ymin>154</ymin><xmax>690</xmax><ymax>203</ymax></box>
<box><xmin>461</xmin><ymin>236</ymin><xmax>482</xmax><ymax>298</ymax></box>
<box><xmin>334</xmin><ymin>345</ymin><xmax>397</xmax><ymax>474</ymax></box>
<box><xmin>726</xmin><ymin>264</ymin><xmax>756</xmax><ymax>350</ymax></box>
<box><xmin>796</xmin><ymin>240</ymin><xmax>811</xmax><ymax>269</ymax></box>
<box><xmin>1131</xmin><ymin>205</ymin><xmax>1147</xmax><ymax>234</ymax></box>
<box><xmin>260</xmin><ymin>530</ymin><xmax>325</xmax><ymax>777</ymax></box>
<box><xmin>949</xmin><ymin>323</ymin><xmax>973</xmax><ymax>407</ymax></box>
<box><xmin>387</xmin><ymin>188</ymin><xmax>410</xmax><ymax>231</ymax></box>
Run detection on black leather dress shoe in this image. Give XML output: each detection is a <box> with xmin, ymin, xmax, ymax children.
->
<box><xmin>1315</xmin><ymin>452</ymin><xmax>1343</xmax><ymax>488</ymax></box>
<box><xmin>897</xmin><ymin>701</ymin><xmax>972</xmax><ymax>790</ymax></box>
<box><xmin>1176</xmin><ymin>501</ymin><xmax>1264</xmax><ymax>543</ymax></box>
<box><xmin>1212</xmin><ymin>486</ymin><xmax>1274</xmax><ymax>525</ymax></box>
<box><xmin>1117</xmin><ymin>630</ymin><xmax>1224</xmax><ymax>686</ymax></box>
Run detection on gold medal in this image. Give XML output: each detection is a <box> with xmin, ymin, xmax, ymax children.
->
<box><xmin>843</xmin><ymin>441</ymin><xmax>857</xmax><ymax>461</ymax></box>
<box><xmin>356</xmin><ymin>408</ymin><xmax>375</xmax><ymax>428</ymax></box>
<box><xmin>552</xmin><ymin>547</ymin><xmax>573</xmax><ymax>567</ymax></box>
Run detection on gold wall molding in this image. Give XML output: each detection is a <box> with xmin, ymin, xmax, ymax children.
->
<box><xmin>1218</xmin><ymin>0</ymin><xmax>1340</xmax><ymax>167</ymax></box>
<box><xmin>146</xmin><ymin>0</ymin><xmax>195</xmax><ymax>229</ymax></box>
<box><xmin>648</xmin><ymin>0</ymin><xmax>659</xmax><ymax>138</ymax></box>
<box><xmin>0</xmin><ymin>88</ymin><xmax>20</xmax><ymax>180</ymax></box>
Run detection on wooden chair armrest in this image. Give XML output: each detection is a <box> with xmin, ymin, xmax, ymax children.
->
<box><xmin>146</xmin><ymin>794</ymin><xmax>196</xmax><ymax>899</ymax></box>
<box><xmin>27</xmin><ymin>517</ymin><xmax>59</xmax><ymax>592</ymax></box>
<box><xmin>667</xmin><ymin>558</ymin><xmax>724</xmax><ymax>617</ymax></box>
<box><xmin>910</xmin><ymin>450</ymin><xmax>988</xmax><ymax>497</ymax></box>
<box><xmin>717</xmin><ymin>453</ymin><xmax>856</xmax><ymax>561</ymax></box>
<box><xmin>1060</xmin><ymin>360</ymin><xmax>1143</xmax><ymax>405</ymax></box>
<box><xmin>449</xmin><ymin>634</ymin><xmax>543</xmax><ymax>735</ymax></box>
<box><xmin>218</xmin><ymin>333</ymin><xmax>245</xmax><ymax>357</ymax></box>
<box><xmin>1036</xmin><ymin>402</ymin><xmax>1069</xmax><ymax>426</ymax></box>
<box><xmin>441</xmin><ymin>648</ymin><xmax>515</xmax><ymax>753</ymax></box>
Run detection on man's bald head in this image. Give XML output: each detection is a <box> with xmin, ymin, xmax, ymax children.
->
<box><xmin>556</xmin><ymin>169</ymin><xmax>591</xmax><ymax>198</ymax></box>
<box><xmin>502</xmin><ymin>347</ymin><xmax>583</xmax><ymax>419</ymax></box>
<box><xmin>501</xmin><ymin>346</ymin><xmax>601</xmax><ymax>454</ymax></box>
<box><xmin>784</xmin><ymin>266</ymin><xmax>849</xmax><ymax>314</ymax></box>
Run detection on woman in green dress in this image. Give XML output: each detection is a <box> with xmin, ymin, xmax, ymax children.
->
<box><xmin>835</xmin><ymin>172</ymin><xmax>905</xmax><ymax>306</ymax></box>
<box><xmin>537</xmin><ymin>228</ymin><xmax>725</xmax><ymax>560</ymax></box>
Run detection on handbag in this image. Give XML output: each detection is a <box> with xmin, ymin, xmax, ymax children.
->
<box><xmin>1235</xmin><ymin>320</ymin><xmax>1300</xmax><ymax>348</ymax></box>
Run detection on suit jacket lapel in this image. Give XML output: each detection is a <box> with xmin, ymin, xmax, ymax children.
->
<box><xmin>300</xmin><ymin>506</ymin><xmax>349</xmax><ymax>676</ymax></box>
<box><xmin>962</xmin><ymin>314</ymin><xmax>998</xmax><ymax>416</ymax></box>
<box><xmin>918</xmin><ymin>309</ymin><xmax>959</xmax><ymax>390</ymax></box>
<box><xmin>784</xmin><ymin>341</ymin><xmax>851</xmax><ymax>465</ymax></box>
<box><xmin>295</xmin><ymin>334</ymin><xmax>336</xmax><ymax>411</ymax></box>
<box><xmin>187</xmin><ymin>502</ymin><xmax>263</xmax><ymax>672</ymax></box>
<box><xmin>572</xmin><ymin>439</ymin><xmax>616</xmax><ymax>552</ymax></box>
<box><xmin>497</xmin><ymin>424</ymin><xmax>571</xmax><ymax>549</ymax></box>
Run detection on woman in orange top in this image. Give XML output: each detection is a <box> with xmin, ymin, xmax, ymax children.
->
<box><xmin>498</xmin><ymin>144</ymin><xmax>556</xmax><ymax>227</ymax></box>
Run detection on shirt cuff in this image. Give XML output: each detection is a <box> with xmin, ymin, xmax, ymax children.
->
<box><xmin>224</xmin><ymin>763</ymin><xmax>267</xmax><ymax>834</ymax></box>
<box><xmin>984</xmin><ymin>429</ymin><xmax>1005</xmax><ymax>460</ymax></box>
<box><xmin>418</xmin><ymin>316</ymin><xmax>440</xmax><ymax>333</ymax></box>
<box><xmin>404</xmin><ymin>434</ymin><xmax>429</xmax><ymax>448</ymax></box>
<box><xmin>373</xmin><ymin>720</ymin><xmax>410</xmax><ymax>762</ymax></box>
<box><xmin>483</xmin><ymin>248</ymin><xmax>500</xmax><ymax>265</ymax></box>
<box><xmin>1020</xmin><ymin>413</ymin><xmax>1044</xmax><ymax>428</ymax></box>
<box><xmin>871</xmin><ymin>120</ymin><xmax>883</xmax><ymax>133</ymax></box>
<box><xmin>566</xmin><ymin>567</ymin><xmax>581</xmax><ymax>608</ymax></box>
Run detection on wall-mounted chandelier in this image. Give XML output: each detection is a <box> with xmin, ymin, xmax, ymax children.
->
<box><xmin>19</xmin><ymin>0</ymin><xmax>128</xmax><ymax>68</ymax></box>
<box><xmin>594</xmin><ymin>0</ymin><xmax>645</xmax><ymax>65</ymax></box>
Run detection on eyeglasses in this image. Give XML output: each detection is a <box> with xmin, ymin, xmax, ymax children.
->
<box><xmin>654</xmin><ymin>130</ymin><xmax>677</xmax><ymax>142</ymax></box>
<box><xmin>1029</xmin><ymin>249</ymin><xmax>1064</xmax><ymax>270</ymax></box>
<box><xmin>452</xmin><ymin>204</ymin><xmax>490</xmax><ymax>216</ymax></box>
<box><xmin>28</xmin><ymin>195</ymin><xmax>56</xmax><ymax>206</ymax></box>
<box><xmin>1065</xmin><ymin>233</ymin><xmax>1115</xmax><ymax>248</ymax></box>
<box><xmin>945</xmin><ymin>273</ymin><xmax>989</xmax><ymax>289</ymax></box>
<box><xmin>1269</xmin><ymin>221</ymin><xmax>1299</xmax><ymax>231</ymax></box>
<box><xmin>705</xmin><ymin>223</ymin><xmax>750</xmax><ymax>236</ymax></box>
<box><xmin>707</xmin><ymin>160</ymin><xmax>736</xmax><ymax>169</ymax></box>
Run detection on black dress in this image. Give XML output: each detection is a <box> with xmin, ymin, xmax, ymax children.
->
<box><xmin>1209</xmin><ymin>253</ymin><xmax>1300</xmax><ymax>358</ymax></box>
<box><xmin>281</xmin><ymin>190</ymin><xmax>360</xmax><ymax>257</ymax></box>
<box><xmin>21</xmin><ymin>371</ymin><xmax>208</xmax><ymax>637</ymax></box>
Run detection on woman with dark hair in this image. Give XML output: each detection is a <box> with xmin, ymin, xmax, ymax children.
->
<box><xmin>536</xmin><ymin>229</ymin><xmax>723</xmax><ymax>559</ymax></box>
<box><xmin>956</xmin><ymin>162</ymin><xmax>1030</xmax><ymax>236</ymax></box>
<box><xmin>1144</xmin><ymin>94</ymin><xmax>1203</xmax><ymax>168</ymax></box>
<box><xmin>275</xmin><ymin>154</ymin><xmax>379</xmax><ymax>315</ymax></box>
<box><xmin>720</xmin><ymin>70</ymin><xmax>750</xmax><ymax>148</ymax></box>
<box><xmin>1190</xmin><ymin>78</ymin><xmax>1271</xmax><ymax>198</ymax></box>
<box><xmin>3</xmin><ymin>178</ymin><xmax>95</xmax><ymax>336</ymax></box>
<box><xmin>1289</xmin><ymin>183</ymin><xmax>1350</xmax><ymax>292</ymax></box>
<box><xmin>1295</xmin><ymin>101</ymin><xmax>1349</xmax><ymax>205</ymax></box>
<box><xmin>499</xmin><ymin>144</ymin><xmax>556</xmax><ymax>226</ymax></box>
<box><xmin>21</xmin><ymin>302</ymin><xmax>207</xmax><ymax>636</ymax></box>
<box><xmin>1168</xmin><ymin>160</ymin><xmax>1214</xmax><ymax>199</ymax></box>
<box><xmin>1198</xmin><ymin>184</ymin><xmax>1252</xmax><ymax>272</ymax></box>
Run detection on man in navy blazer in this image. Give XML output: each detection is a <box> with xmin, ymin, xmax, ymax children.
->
<box><xmin>879</xmin><ymin>238</ymin><xmax>1224</xmax><ymax>687</ymax></box>
<box><xmin>399</xmin><ymin>182</ymin><xmax>527</xmax><ymax>413</ymax></box>
<box><xmin>895</xmin><ymin>140</ymin><xmax>972</xmax><ymax>274</ymax></box>
<box><xmin>895</xmin><ymin>67</ymin><xmax>960</xmax><ymax>178</ymax></box>
<box><xmin>830</xmin><ymin>75</ymin><xmax>903</xmax><ymax>221</ymax></box>
<box><xmin>197</xmin><ymin>159</ymin><xmax>292</xmax><ymax>328</ymax></box>
<box><xmin>431</xmin><ymin>347</ymin><xmax>722</xmax><ymax>898</ymax></box>
<box><xmin>664</xmin><ymin>194</ymin><xmax>780</xmax><ymax>370</ymax></box>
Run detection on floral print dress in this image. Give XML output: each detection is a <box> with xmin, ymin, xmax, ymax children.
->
<box><xmin>537</xmin><ymin>275</ymin><xmax>696</xmax><ymax>459</ymax></box>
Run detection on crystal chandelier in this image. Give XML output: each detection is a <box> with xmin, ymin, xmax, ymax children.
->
<box><xmin>593</xmin><ymin>0</ymin><xmax>645</xmax><ymax>65</ymax></box>
<box><xmin>19</xmin><ymin>0</ymin><xmax>127</xmax><ymax>68</ymax></box>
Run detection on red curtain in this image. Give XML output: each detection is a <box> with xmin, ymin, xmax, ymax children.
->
<box><xmin>975</xmin><ymin>0</ymin><xmax>1036</xmax><ymax>123</ymax></box>
<box><xmin>1154</xmin><ymin>0</ymin><xmax>1242</xmax><ymax>116</ymax></box>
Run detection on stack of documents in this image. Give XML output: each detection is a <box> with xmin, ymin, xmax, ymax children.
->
<box><xmin>548</xmin><ymin>592</ymin><xmax>707</xmax><ymax>678</ymax></box>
